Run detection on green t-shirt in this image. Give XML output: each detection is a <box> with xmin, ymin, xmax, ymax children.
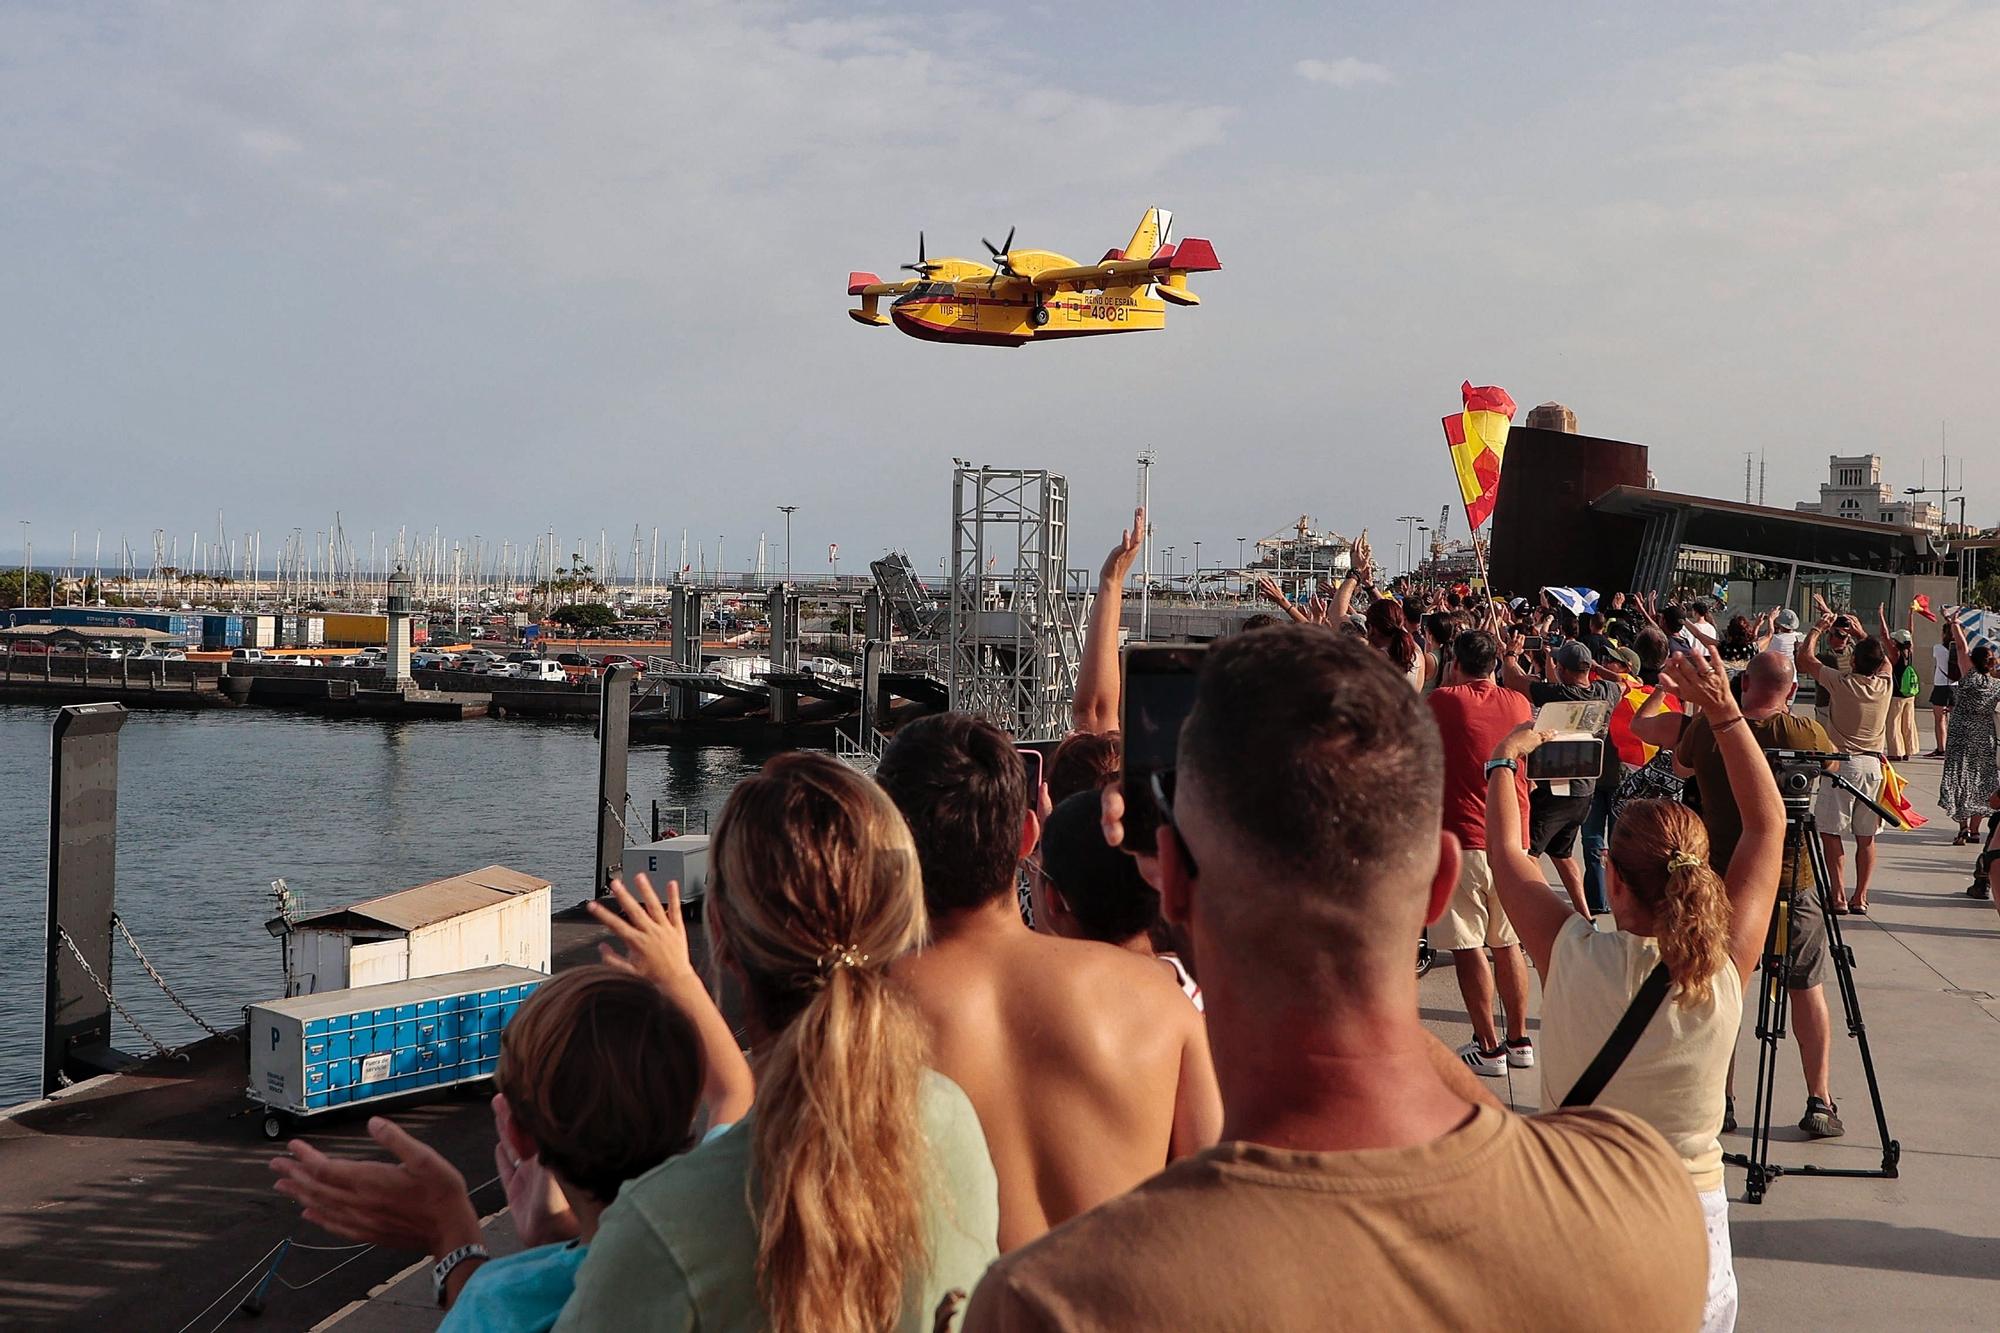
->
<box><xmin>555</xmin><ymin>1071</ymin><xmax>999</xmax><ymax>1332</ymax></box>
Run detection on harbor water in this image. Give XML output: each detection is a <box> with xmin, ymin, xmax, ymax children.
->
<box><xmin>0</xmin><ymin>703</ymin><xmax>768</xmax><ymax>1108</ymax></box>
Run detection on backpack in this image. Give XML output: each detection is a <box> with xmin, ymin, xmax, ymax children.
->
<box><xmin>1896</xmin><ymin>662</ymin><xmax>1921</xmax><ymax>698</ymax></box>
<box><xmin>1611</xmin><ymin>749</ymin><xmax>1685</xmax><ymax>821</ymax></box>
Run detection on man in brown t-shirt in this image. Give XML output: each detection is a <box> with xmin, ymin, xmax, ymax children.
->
<box><xmin>1797</xmin><ymin>614</ymin><xmax>1893</xmax><ymax>912</ymax></box>
<box><xmin>963</xmin><ymin>627</ymin><xmax>1706</xmax><ymax>1333</ymax></box>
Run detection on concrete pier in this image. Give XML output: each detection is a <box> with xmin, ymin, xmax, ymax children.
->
<box><xmin>3</xmin><ymin>758</ymin><xmax>1991</xmax><ymax>1330</ymax></box>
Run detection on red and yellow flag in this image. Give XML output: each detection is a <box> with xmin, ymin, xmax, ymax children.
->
<box><xmin>1912</xmin><ymin>594</ymin><xmax>1938</xmax><ymax>623</ymax></box>
<box><xmin>1880</xmin><ymin>761</ymin><xmax>1928</xmax><ymax>830</ymax></box>
<box><xmin>1442</xmin><ymin>381</ymin><xmax>1517</xmax><ymax>531</ymax></box>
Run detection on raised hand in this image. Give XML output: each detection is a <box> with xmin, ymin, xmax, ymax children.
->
<box><xmin>271</xmin><ymin>1117</ymin><xmax>482</xmax><ymax>1258</ymax></box>
<box><xmin>1101</xmin><ymin>507</ymin><xmax>1145</xmax><ymax>588</ymax></box>
<box><xmin>1660</xmin><ymin>646</ymin><xmax>1736</xmax><ymax>721</ymax></box>
<box><xmin>493</xmin><ymin>1095</ymin><xmax>577</xmax><ymax>1248</ymax></box>
<box><xmin>1492</xmin><ymin>722</ymin><xmax>1554</xmax><ymax>764</ymax></box>
<box><xmin>1253</xmin><ymin>574</ymin><xmax>1293</xmax><ymax>608</ymax></box>
<box><xmin>588</xmin><ymin>874</ymin><xmax>699</xmax><ymax>998</ymax></box>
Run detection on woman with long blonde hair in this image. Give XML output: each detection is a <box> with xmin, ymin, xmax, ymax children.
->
<box><xmin>558</xmin><ymin>752</ymin><xmax>1000</xmax><ymax>1333</ymax></box>
<box><xmin>1485</xmin><ymin>646</ymin><xmax>1784</xmax><ymax>1333</ymax></box>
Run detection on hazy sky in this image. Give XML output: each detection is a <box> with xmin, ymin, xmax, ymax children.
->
<box><xmin>4</xmin><ymin>1</ymin><xmax>1995</xmax><ymax>577</ymax></box>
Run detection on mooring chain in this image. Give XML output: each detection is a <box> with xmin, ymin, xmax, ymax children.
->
<box><xmin>110</xmin><ymin>912</ymin><xmax>235</xmax><ymax>1040</ymax></box>
<box><xmin>54</xmin><ymin>926</ymin><xmax>184</xmax><ymax>1062</ymax></box>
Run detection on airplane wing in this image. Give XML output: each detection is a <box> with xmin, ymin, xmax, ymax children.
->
<box><xmin>1025</xmin><ymin>238</ymin><xmax>1221</xmax><ymax>299</ymax></box>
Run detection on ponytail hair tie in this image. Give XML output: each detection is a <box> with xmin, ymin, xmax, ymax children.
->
<box><xmin>817</xmin><ymin>945</ymin><xmax>870</xmax><ymax>975</ymax></box>
<box><xmin>1666</xmin><ymin>851</ymin><xmax>1705</xmax><ymax>874</ymax></box>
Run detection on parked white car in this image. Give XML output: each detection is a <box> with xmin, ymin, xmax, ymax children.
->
<box><xmin>516</xmin><ymin>660</ymin><xmax>569</xmax><ymax>683</ymax></box>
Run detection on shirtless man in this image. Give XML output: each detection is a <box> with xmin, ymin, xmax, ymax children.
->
<box><xmin>875</xmin><ymin>712</ymin><xmax>1223</xmax><ymax>1251</ymax></box>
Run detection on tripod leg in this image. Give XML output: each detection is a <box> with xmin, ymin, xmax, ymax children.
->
<box><xmin>1807</xmin><ymin>826</ymin><xmax>1900</xmax><ymax>1175</ymax></box>
<box><xmin>1739</xmin><ymin>823</ymin><xmax>1802</xmax><ymax>1204</ymax></box>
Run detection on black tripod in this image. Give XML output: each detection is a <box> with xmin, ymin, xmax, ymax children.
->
<box><xmin>1724</xmin><ymin>759</ymin><xmax>1902</xmax><ymax>1203</ymax></box>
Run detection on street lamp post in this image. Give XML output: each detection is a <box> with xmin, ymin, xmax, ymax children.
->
<box><xmin>1192</xmin><ymin>540</ymin><xmax>1201</xmax><ymax>600</ymax></box>
<box><xmin>777</xmin><ymin>506</ymin><xmax>798</xmax><ymax>586</ymax></box>
<box><xmin>18</xmin><ymin>521</ymin><xmax>28</xmax><ymax>611</ymax></box>
<box><xmin>1397</xmin><ymin>515</ymin><xmax>1423</xmax><ymax>576</ymax></box>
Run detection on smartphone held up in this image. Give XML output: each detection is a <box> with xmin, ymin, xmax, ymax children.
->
<box><xmin>1118</xmin><ymin>645</ymin><xmax>1206</xmax><ymax>855</ymax></box>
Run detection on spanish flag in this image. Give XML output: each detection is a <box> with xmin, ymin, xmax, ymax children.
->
<box><xmin>1912</xmin><ymin>594</ymin><xmax>1938</xmax><ymax>623</ymax></box>
<box><xmin>1442</xmin><ymin>381</ymin><xmax>1517</xmax><ymax>531</ymax></box>
<box><xmin>1880</xmin><ymin>761</ymin><xmax>1928</xmax><ymax>830</ymax></box>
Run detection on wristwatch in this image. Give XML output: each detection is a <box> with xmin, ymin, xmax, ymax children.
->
<box><xmin>1484</xmin><ymin>758</ymin><xmax>1520</xmax><ymax>778</ymax></box>
<box><xmin>434</xmin><ymin>1242</ymin><xmax>489</xmax><ymax>1307</ymax></box>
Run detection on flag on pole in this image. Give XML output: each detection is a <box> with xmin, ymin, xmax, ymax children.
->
<box><xmin>1911</xmin><ymin>594</ymin><xmax>1938</xmax><ymax>623</ymax></box>
<box><xmin>1442</xmin><ymin>382</ymin><xmax>1517</xmax><ymax>531</ymax></box>
<box><xmin>1879</xmin><ymin>761</ymin><xmax>1928</xmax><ymax>830</ymax></box>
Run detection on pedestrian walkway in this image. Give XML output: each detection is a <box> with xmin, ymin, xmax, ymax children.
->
<box><xmin>1421</xmin><ymin>751</ymin><xmax>2000</xmax><ymax>1332</ymax></box>
<box><xmin>312</xmin><ymin>1214</ymin><xmax>518</xmax><ymax>1331</ymax></box>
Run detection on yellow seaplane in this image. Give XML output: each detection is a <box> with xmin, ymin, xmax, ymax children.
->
<box><xmin>847</xmin><ymin>207</ymin><xmax>1219</xmax><ymax>346</ymax></box>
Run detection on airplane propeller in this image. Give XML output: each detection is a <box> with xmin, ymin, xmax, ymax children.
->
<box><xmin>900</xmin><ymin>231</ymin><xmax>939</xmax><ymax>276</ymax></box>
<box><xmin>982</xmin><ymin>226</ymin><xmax>1018</xmax><ymax>277</ymax></box>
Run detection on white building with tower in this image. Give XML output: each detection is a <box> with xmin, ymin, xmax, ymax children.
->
<box><xmin>1795</xmin><ymin>455</ymin><xmax>1941</xmax><ymax>531</ymax></box>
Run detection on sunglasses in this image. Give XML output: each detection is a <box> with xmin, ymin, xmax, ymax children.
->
<box><xmin>1148</xmin><ymin>768</ymin><xmax>1199</xmax><ymax>877</ymax></box>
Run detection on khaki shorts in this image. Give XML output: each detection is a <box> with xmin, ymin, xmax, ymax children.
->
<box><xmin>1813</xmin><ymin>754</ymin><xmax>1884</xmax><ymax>837</ymax></box>
<box><xmin>1432</xmin><ymin>848</ymin><xmax>1520</xmax><ymax>952</ymax></box>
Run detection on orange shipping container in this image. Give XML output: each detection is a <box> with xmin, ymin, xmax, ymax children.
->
<box><xmin>321</xmin><ymin>612</ymin><xmax>388</xmax><ymax>646</ymax></box>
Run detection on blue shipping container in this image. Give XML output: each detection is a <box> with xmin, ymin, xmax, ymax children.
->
<box><xmin>247</xmin><ymin>966</ymin><xmax>547</xmax><ymax>1125</ymax></box>
<box><xmin>27</xmin><ymin>608</ymin><xmax>178</xmax><ymax>632</ymax></box>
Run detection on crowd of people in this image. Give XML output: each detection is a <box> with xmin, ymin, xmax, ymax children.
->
<box><xmin>268</xmin><ymin>512</ymin><xmax>1999</xmax><ymax>1332</ymax></box>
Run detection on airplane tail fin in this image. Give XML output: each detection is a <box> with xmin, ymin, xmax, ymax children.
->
<box><xmin>1122</xmin><ymin>206</ymin><xmax>1173</xmax><ymax>262</ymax></box>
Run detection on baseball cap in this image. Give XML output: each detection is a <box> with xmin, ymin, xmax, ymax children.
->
<box><xmin>1554</xmin><ymin>641</ymin><xmax>1594</xmax><ymax>673</ymax></box>
<box><xmin>1775</xmin><ymin>609</ymin><xmax>1800</xmax><ymax>631</ymax></box>
<box><xmin>1891</xmin><ymin>629</ymin><xmax>1913</xmax><ymax>645</ymax></box>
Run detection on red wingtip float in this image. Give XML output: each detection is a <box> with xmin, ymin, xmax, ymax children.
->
<box><xmin>1442</xmin><ymin>381</ymin><xmax>1518</xmax><ymax>531</ymax></box>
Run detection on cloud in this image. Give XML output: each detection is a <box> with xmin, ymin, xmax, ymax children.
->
<box><xmin>1294</xmin><ymin>57</ymin><xmax>1395</xmax><ymax>89</ymax></box>
<box><xmin>1666</xmin><ymin>2</ymin><xmax>2000</xmax><ymax>161</ymax></box>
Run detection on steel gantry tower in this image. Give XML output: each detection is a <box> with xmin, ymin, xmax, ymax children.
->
<box><xmin>947</xmin><ymin>467</ymin><xmax>1085</xmax><ymax>740</ymax></box>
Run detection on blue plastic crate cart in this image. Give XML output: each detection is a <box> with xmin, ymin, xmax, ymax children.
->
<box><xmin>245</xmin><ymin>964</ymin><xmax>547</xmax><ymax>1139</ymax></box>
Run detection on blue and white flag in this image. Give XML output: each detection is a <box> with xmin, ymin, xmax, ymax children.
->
<box><xmin>1543</xmin><ymin>586</ymin><xmax>1599</xmax><ymax>616</ymax></box>
<box><xmin>1711</xmin><ymin>581</ymin><xmax>1730</xmax><ymax>607</ymax></box>
<box><xmin>1957</xmin><ymin>607</ymin><xmax>1990</xmax><ymax>646</ymax></box>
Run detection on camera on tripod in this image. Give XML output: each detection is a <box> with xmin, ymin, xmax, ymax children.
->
<box><xmin>1764</xmin><ymin>748</ymin><xmax>1842</xmax><ymax>810</ymax></box>
<box><xmin>1727</xmin><ymin>746</ymin><xmax>1901</xmax><ymax>1203</ymax></box>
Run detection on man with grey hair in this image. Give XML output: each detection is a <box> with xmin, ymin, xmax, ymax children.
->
<box><xmin>1676</xmin><ymin>650</ymin><xmax>1845</xmax><ymax>1137</ymax></box>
